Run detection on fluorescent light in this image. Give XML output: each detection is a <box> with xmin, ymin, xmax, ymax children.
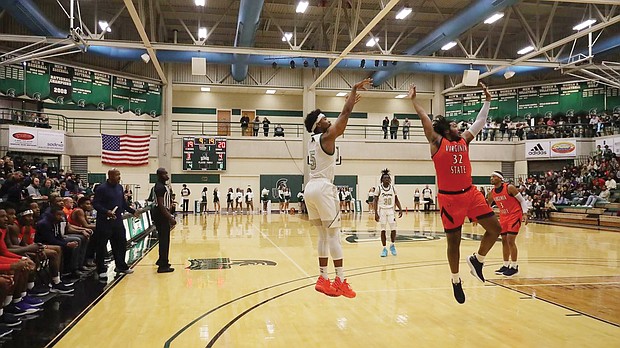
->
<box><xmin>573</xmin><ymin>19</ymin><xmax>596</xmax><ymax>31</ymax></box>
<box><xmin>200</xmin><ymin>87</ymin><xmax>211</xmax><ymax>92</ymax></box>
<box><xmin>198</xmin><ymin>27</ymin><xmax>207</xmax><ymax>40</ymax></box>
<box><xmin>517</xmin><ymin>45</ymin><xmax>535</xmax><ymax>55</ymax></box>
<box><xmin>504</xmin><ymin>70</ymin><xmax>515</xmax><ymax>79</ymax></box>
<box><xmin>484</xmin><ymin>12</ymin><xmax>504</xmax><ymax>24</ymax></box>
<box><xmin>98</xmin><ymin>21</ymin><xmax>111</xmax><ymax>32</ymax></box>
<box><xmin>366</xmin><ymin>37</ymin><xmax>379</xmax><ymax>47</ymax></box>
<box><xmin>195</xmin><ymin>0</ymin><xmax>205</xmax><ymax>6</ymax></box>
<box><xmin>266</xmin><ymin>89</ymin><xmax>276</xmax><ymax>94</ymax></box>
<box><xmin>336</xmin><ymin>92</ymin><xmax>347</xmax><ymax>97</ymax></box>
<box><xmin>441</xmin><ymin>41</ymin><xmax>457</xmax><ymax>50</ymax></box>
<box><xmin>140</xmin><ymin>53</ymin><xmax>150</xmax><ymax>63</ymax></box>
<box><xmin>395</xmin><ymin>94</ymin><xmax>408</xmax><ymax>99</ymax></box>
<box><xmin>282</xmin><ymin>32</ymin><xmax>293</xmax><ymax>42</ymax></box>
<box><xmin>296</xmin><ymin>1</ymin><xmax>309</xmax><ymax>14</ymax></box>
<box><xmin>395</xmin><ymin>7</ymin><xmax>412</xmax><ymax>20</ymax></box>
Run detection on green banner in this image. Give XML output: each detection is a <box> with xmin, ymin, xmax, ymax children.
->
<box><xmin>0</xmin><ymin>60</ymin><xmax>161</xmax><ymax>115</ymax></box>
<box><xmin>447</xmin><ymin>82</ymin><xmax>620</xmax><ymax>121</ymax></box>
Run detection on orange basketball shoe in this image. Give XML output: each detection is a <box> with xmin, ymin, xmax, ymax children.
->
<box><xmin>332</xmin><ymin>277</ymin><xmax>356</xmax><ymax>298</ymax></box>
<box><xmin>315</xmin><ymin>276</ymin><xmax>338</xmax><ymax>297</ymax></box>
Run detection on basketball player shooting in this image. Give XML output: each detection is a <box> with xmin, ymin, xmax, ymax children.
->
<box><xmin>304</xmin><ymin>78</ymin><xmax>371</xmax><ymax>298</ymax></box>
<box><xmin>408</xmin><ymin>82</ymin><xmax>501</xmax><ymax>304</ymax></box>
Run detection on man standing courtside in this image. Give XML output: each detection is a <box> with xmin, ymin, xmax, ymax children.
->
<box><xmin>408</xmin><ymin>82</ymin><xmax>501</xmax><ymax>304</ymax></box>
<box><xmin>93</xmin><ymin>169</ymin><xmax>138</xmax><ymax>280</ymax></box>
<box><xmin>304</xmin><ymin>77</ymin><xmax>371</xmax><ymax>298</ymax></box>
<box><xmin>152</xmin><ymin>168</ymin><xmax>176</xmax><ymax>273</ymax></box>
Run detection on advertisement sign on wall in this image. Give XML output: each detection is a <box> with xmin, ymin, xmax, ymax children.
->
<box><xmin>525</xmin><ymin>140</ymin><xmax>551</xmax><ymax>158</ymax></box>
<box><xmin>549</xmin><ymin>139</ymin><xmax>577</xmax><ymax>158</ymax></box>
<box><xmin>8</xmin><ymin>125</ymin><xmax>65</xmax><ymax>154</ymax></box>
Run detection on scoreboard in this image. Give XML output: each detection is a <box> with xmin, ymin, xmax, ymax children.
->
<box><xmin>182</xmin><ymin>137</ymin><xmax>226</xmax><ymax>171</ymax></box>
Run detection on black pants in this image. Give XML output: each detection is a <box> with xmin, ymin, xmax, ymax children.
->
<box><xmin>96</xmin><ymin>223</ymin><xmax>129</xmax><ymax>273</ymax></box>
<box><xmin>154</xmin><ymin>216</ymin><xmax>171</xmax><ymax>268</ymax></box>
<box><xmin>182</xmin><ymin>199</ymin><xmax>189</xmax><ymax>212</ymax></box>
<box><xmin>424</xmin><ymin>199</ymin><xmax>432</xmax><ymax>212</ymax></box>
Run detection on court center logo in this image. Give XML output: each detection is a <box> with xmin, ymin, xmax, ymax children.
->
<box><xmin>528</xmin><ymin>143</ymin><xmax>547</xmax><ymax>156</ymax></box>
<box><xmin>187</xmin><ymin>258</ymin><xmax>277</xmax><ymax>270</ymax></box>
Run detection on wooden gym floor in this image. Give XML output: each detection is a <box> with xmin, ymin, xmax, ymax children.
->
<box><xmin>52</xmin><ymin>212</ymin><xmax>620</xmax><ymax>348</ymax></box>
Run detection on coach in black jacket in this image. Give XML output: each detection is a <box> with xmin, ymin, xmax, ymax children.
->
<box><xmin>92</xmin><ymin>169</ymin><xmax>138</xmax><ymax>280</ymax></box>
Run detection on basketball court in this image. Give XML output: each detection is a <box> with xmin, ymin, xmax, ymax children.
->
<box><xmin>50</xmin><ymin>212</ymin><xmax>620</xmax><ymax>347</ymax></box>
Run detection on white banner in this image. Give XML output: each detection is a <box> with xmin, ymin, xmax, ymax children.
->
<box><xmin>549</xmin><ymin>139</ymin><xmax>577</xmax><ymax>158</ymax></box>
<box><xmin>8</xmin><ymin>125</ymin><xmax>65</xmax><ymax>154</ymax></box>
<box><xmin>595</xmin><ymin>137</ymin><xmax>614</xmax><ymax>154</ymax></box>
<box><xmin>614</xmin><ymin>137</ymin><xmax>620</xmax><ymax>156</ymax></box>
<box><xmin>525</xmin><ymin>140</ymin><xmax>550</xmax><ymax>158</ymax></box>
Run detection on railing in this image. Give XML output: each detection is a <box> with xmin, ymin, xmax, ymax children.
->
<box><xmin>2</xmin><ymin>107</ymin><xmax>619</xmax><ymax>141</ymax></box>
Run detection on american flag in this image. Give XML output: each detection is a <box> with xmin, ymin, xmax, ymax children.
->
<box><xmin>101</xmin><ymin>134</ymin><xmax>150</xmax><ymax>166</ymax></box>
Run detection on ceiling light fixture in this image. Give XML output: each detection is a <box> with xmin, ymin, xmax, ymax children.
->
<box><xmin>266</xmin><ymin>89</ymin><xmax>276</xmax><ymax>94</ymax></box>
<box><xmin>366</xmin><ymin>37</ymin><xmax>379</xmax><ymax>47</ymax></box>
<box><xmin>282</xmin><ymin>32</ymin><xmax>293</xmax><ymax>42</ymax></box>
<box><xmin>296</xmin><ymin>1</ymin><xmax>309</xmax><ymax>14</ymax></box>
<box><xmin>441</xmin><ymin>41</ymin><xmax>457</xmax><ymax>51</ymax></box>
<box><xmin>395</xmin><ymin>7</ymin><xmax>412</xmax><ymax>20</ymax></box>
<box><xmin>395</xmin><ymin>94</ymin><xmax>408</xmax><ymax>99</ymax></box>
<box><xmin>573</xmin><ymin>19</ymin><xmax>596</xmax><ymax>31</ymax></box>
<box><xmin>200</xmin><ymin>87</ymin><xmax>211</xmax><ymax>92</ymax></box>
<box><xmin>198</xmin><ymin>27</ymin><xmax>207</xmax><ymax>40</ymax></box>
<box><xmin>517</xmin><ymin>45</ymin><xmax>535</xmax><ymax>55</ymax></box>
<box><xmin>98</xmin><ymin>21</ymin><xmax>111</xmax><ymax>32</ymax></box>
<box><xmin>336</xmin><ymin>92</ymin><xmax>347</xmax><ymax>97</ymax></box>
<box><xmin>504</xmin><ymin>70</ymin><xmax>515</xmax><ymax>79</ymax></box>
<box><xmin>484</xmin><ymin>12</ymin><xmax>504</xmax><ymax>24</ymax></box>
<box><xmin>195</xmin><ymin>0</ymin><xmax>205</xmax><ymax>6</ymax></box>
<box><xmin>140</xmin><ymin>53</ymin><xmax>150</xmax><ymax>63</ymax></box>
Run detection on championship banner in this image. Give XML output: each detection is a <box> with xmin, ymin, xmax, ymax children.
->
<box><xmin>549</xmin><ymin>139</ymin><xmax>577</xmax><ymax>158</ymax></box>
<box><xmin>8</xmin><ymin>125</ymin><xmax>65</xmax><ymax>154</ymax></box>
<box><xmin>525</xmin><ymin>140</ymin><xmax>550</xmax><ymax>159</ymax></box>
<box><xmin>0</xmin><ymin>60</ymin><xmax>162</xmax><ymax>116</ymax></box>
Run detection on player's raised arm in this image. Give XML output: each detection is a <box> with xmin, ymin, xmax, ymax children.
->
<box><xmin>463</xmin><ymin>82</ymin><xmax>491</xmax><ymax>144</ymax></box>
<box><xmin>408</xmin><ymin>84</ymin><xmax>439</xmax><ymax>144</ymax></box>
<box><xmin>325</xmin><ymin>78</ymin><xmax>371</xmax><ymax>140</ymax></box>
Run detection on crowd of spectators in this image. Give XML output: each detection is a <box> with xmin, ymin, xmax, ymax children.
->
<box><xmin>513</xmin><ymin>148</ymin><xmax>619</xmax><ymax>220</ymax></box>
<box><xmin>0</xmin><ymin>109</ymin><xmax>51</xmax><ymax>128</ymax></box>
<box><xmin>0</xmin><ymin>154</ymin><xmax>137</xmax><ymax>337</ymax></box>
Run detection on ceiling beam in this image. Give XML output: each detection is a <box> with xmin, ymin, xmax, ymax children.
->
<box><xmin>540</xmin><ymin>0</ymin><xmax>620</xmax><ymax>4</ymax></box>
<box><xmin>122</xmin><ymin>0</ymin><xmax>168</xmax><ymax>84</ymax></box>
<box><xmin>443</xmin><ymin>13</ymin><xmax>620</xmax><ymax>94</ymax></box>
<box><xmin>74</xmin><ymin>37</ymin><xmax>562</xmax><ymax>68</ymax></box>
<box><xmin>309</xmin><ymin>0</ymin><xmax>401</xmax><ymax>90</ymax></box>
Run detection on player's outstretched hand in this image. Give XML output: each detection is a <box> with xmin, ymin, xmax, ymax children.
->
<box><xmin>407</xmin><ymin>84</ymin><xmax>417</xmax><ymax>100</ymax></box>
<box><xmin>353</xmin><ymin>78</ymin><xmax>372</xmax><ymax>91</ymax></box>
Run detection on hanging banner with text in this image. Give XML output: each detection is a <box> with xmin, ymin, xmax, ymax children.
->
<box><xmin>8</xmin><ymin>125</ymin><xmax>65</xmax><ymax>154</ymax></box>
<box><xmin>0</xmin><ymin>56</ymin><xmax>162</xmax><ymax>116</ymax></box>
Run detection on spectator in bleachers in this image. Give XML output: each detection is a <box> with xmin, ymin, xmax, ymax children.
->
<box><xmin>584</xmin><ymin>187</ymin><xmax>610</xmax><ymax>207</ymax></box>
<box><xmin>607</xmin><ymin>176</ymin><xmax>617</xmax><ymax>190</ymax></box>
<box><xmin>26</xmin><ymin>177</ymin><xmax>45</xmax><ymax>200</ymax></box>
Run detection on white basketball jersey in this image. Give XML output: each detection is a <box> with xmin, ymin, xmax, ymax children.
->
<box><xmin>375</xmin><ymin>184</ymin><xmax>396</xmax><ymax>210</ymax></box>
<box><xmin>308</xmin><ymin>133</ymin><xmax>335</xmax><ymax>182</ymax></box>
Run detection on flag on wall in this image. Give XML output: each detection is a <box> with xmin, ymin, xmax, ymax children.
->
<box><xmin>101</xmin><ymin>134</ymin><xmax>150</xmax><ymax>166</ymax></box>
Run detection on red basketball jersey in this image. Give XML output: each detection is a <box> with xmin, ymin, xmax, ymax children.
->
<box><xmin>432</xmin><ymin>137</ymin><xmax>472</xmax><ymax>191</ymax></box>
<box><xmin>491</xmin><ymin>183</ymin><xmax>523</xmax><ymax>218</ymax></box>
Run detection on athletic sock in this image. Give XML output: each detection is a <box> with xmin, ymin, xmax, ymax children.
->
<box><xmin>27</xmin><ymin>282</ymin><xmax>34</xmax><ymax>290</ymax></box>
<box><xmin>319</xmin><ymin>267</ymin><xmax>329</xmax><ymax>279</ymax></box>
<box><xmin>52</xmin><ymin>276</ymin><xmax>61</xmax><ymax>285</ymax></box>
<box><xmin>335</xmin><ymin>267</ymin><xmax>344</xmax><ymax>280</ymax></box>
<box><xmin>451</xmin><ymin>273</ymin><xmax>461</xmax><ymax>284</ymax></box>
<box><xmin>475</xmin><ymin>253</ymin><xmax>485</xmax><ymax>263</ymax></box>
<box><xmin>503</xmin><ymin>261</ymin><xmax>510</xmax><ymax>267</ymax></box>
<box><xmin>510</xmin><ymin>261</ymin><xmax>518</xmax><ymax>268</ymax></box>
